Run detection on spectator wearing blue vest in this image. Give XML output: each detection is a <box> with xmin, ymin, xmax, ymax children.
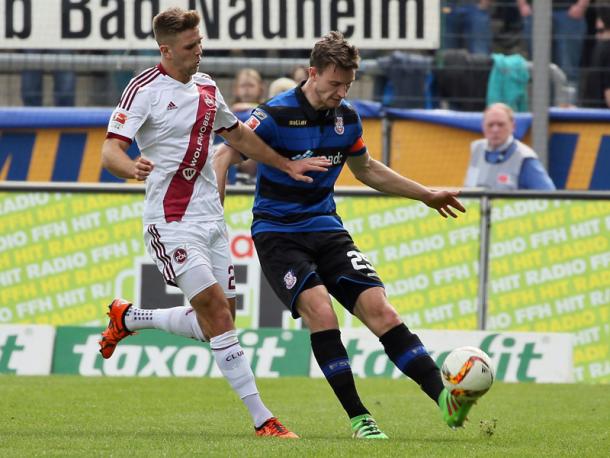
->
<box><xmin>464</xmin><ymin>103</ymin><xmax>556</xmax><ymax>190</ymax></box>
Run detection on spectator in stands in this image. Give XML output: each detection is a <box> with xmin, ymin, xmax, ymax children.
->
<box><xmin>228</xmin><ymin>69</ymin><xmax>266</xmax><ymax>184</ymax></box>
<box><xmin>464</xmin><ymin>103</ymin><xmax>556</xmax><ymax>190</ymax></box>
<box><xmin>491</xmin><ymin>2</ymin><xmax>524</xmax><ymax>54</ymax></box>
<box><xmin>233</xmin><ymin>77</ymin><xmax>299</xmax><ymax>183</ymax></box>
<box><xmin>268</xmin><ymin>76</ymin><xmax>297</xmax><ymax>98</ymax></box>
<box><xmin>231</xmin><ymin>68</ymin><xmax>265</xmax><ymax>112</ymax></box>
<box><xmin>517</xmin><ymin>0</ymin><xmax>589</xmax><ymax>85</ymax></box>
<box><xmin>290</xmin><ymin>64</ymin><xmax>309</xmax><ymax>84</ymax></box>
<box><xmin>581</xmin><ymin>3</ymin><xmax>610</xmax><ymax>107</ymax></box>
<box><xmin>21</xmin><ymin>50</ymin><xmax>76</xmax><ymax>106</ymax></box>
<box><xmin>441</xmin><ymin>0</ymin><xmax>493</xmax><ymax>55</ymax></box>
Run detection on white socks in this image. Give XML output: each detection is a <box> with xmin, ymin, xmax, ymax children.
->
<box><xmin>124</xmin><ymin>308</ymin><xmax>272</xmax><ymax>427</ymax></box>
<box><xmin>210</xmin><ymin>329</ymin><xmax>273</xmax><ymax>427</ymax></box>
<box><xmin>124</xmin><ymin>306</ymin><xmax>205</xmax><ymax>341</ymax></box>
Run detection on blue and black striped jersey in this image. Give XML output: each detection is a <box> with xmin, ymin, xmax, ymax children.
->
<box><xmin>246</xmin><ymin>84</ymin><xmax>367</xmax><ymax>235</ymax></box>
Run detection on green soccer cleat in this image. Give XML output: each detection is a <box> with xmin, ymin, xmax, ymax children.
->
<box><xmin>438</xmin><ymin>388</ymin><xmax>474</xmax><ymax>429</ymax></box>
<box><xmin>350</xmin><ymin>414</ymin><xmax>389</xmax><ymax>439</ymax></box>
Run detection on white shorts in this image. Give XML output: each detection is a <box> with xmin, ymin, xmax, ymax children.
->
<box><xmin>144</xmin><ymin>220</ymin><xmax>236</xmax><ymax>300</ymax></box>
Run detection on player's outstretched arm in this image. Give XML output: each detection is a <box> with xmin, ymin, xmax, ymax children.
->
<box><xmin>220</xmin><ymin>121</ymin><xmax>330</xmax><ymax>182</ymax></box>
<box><xmin>101</xmin><ymin>138</ymin><xmax>154</xmax><ymax>181</ymax></box>
<box><xmin>347</xmin><ymin>152</ymin><xmax>465</xmax><ymax>218</ymax></box>
<box><xmin>213</xmin><ymin>144</ymin><xmax>244</xmax><ymax>206</ymax></box>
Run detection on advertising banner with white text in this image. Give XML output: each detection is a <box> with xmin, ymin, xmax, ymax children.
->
<box><xmin>0</xmin><ymin>191</ymin><xmax>608</xmax><ymax>382</ymax></box>
<box><xmin>312</xmin><ymin>328</ymin><xmax>573</xmax><ymax>383</ymax></box>
<box><xmin>0</xmin><ymin>324</ymin><xmax>55</xmax><ymax>374</ymax></box>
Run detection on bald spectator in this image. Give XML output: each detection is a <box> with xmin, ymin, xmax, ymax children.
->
<box><xmin>464</xmin><ymin>103</ymin><xmax>556</xmax><ymax>190</ymax></box>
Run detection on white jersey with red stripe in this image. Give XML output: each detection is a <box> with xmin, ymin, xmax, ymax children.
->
<box><xmin>106</xmin><ymin>64</ymin><xmax>238</xmax><ymax>224</ymax></box>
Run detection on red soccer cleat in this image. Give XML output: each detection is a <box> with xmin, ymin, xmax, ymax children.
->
<box><xmin>98</xmin><ymin>298</ymin><xmax>134</xmax><ymax>359</ymax></box>
<box><xmin>254</xmin><ymin>417</ymin><xmax>299</xmax><ymax>438</ymax></box>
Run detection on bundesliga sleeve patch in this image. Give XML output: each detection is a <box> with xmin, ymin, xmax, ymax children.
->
<box><xmin>245</xmin><ymin>115</ymin><xmax>260</xmax><ymax>130</ymax></box>
<box><xmin>111</xmin><ymin>112</ymin><xmax>127</xmax><ymax>130</ymax></box>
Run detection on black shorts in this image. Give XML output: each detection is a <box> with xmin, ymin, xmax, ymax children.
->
<box><xmin>253</xmin><ymin>230</ymin><xmax>384</xmax><ymax>318</ymax></box>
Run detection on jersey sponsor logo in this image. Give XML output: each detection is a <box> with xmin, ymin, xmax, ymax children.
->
<box><xmin>334</xmin><ymin>116</ymin><xmax>344</xmax><ymax>135</ymax></box>
<box><xmin>291</xmin><ymin>149</ymin><xmax>314</xmax><ymax>160</ymax></box>
<box><xmin>173</xmin><ymin>248</ymin><xmax>187</xmax><ymax>264</ymax></box>
<box><xmin>204</xmin><ymin>93</ymin><xmax>215</xmax><ymax>108</ymax></box>
<box><xmin>166</xmin><ymin>101</ymin><xmax>178</xmax><ymax>110</ymax></box>
<box><xmin>252</xmin><ymin>108</ymin><xmax>267</xmax><ymax>120</ymax></box>
<box><xmin>192</xmin><ymin>110</ymin><xmax>213</xmax><ymax>168</ymax></box>
<box><xmin>245</xmin><ymin>115</ymin><xmax>260</xmax><ymax>130</ymax></box>
<box><xmin>182</xmin><ymin>167</ymin><xmax>197</xmax><ymax>181</ymax></box>
<box><xmin>163</xmin><ymin>84</ymin><xmax>217</xmax><ymax>222</ymax></box>
<box><xmin>283</xmin><ymin>270</ymin><xmax>297</xmax><ymax>290</ymax></box>
<box><xmin>289</xmin><ymin>119</ymin><xmax>307</xmax><ymax>126</ymax></box>
<box><xmin>326</xmin><ymin>151</ymin><xmax>344</xmax><ymax>165</ymax></box>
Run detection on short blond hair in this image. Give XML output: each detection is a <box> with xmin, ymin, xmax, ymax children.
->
<box><xmin>268</xmin><ymin>77</ymin><xmax>297</xmax><ymax>98</ymax></box>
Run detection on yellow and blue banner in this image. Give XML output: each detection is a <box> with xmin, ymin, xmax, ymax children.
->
<box><xmin>1</xmin><ymin>105</ymin><xmax>609</xmax><ymax>188</ymax></box>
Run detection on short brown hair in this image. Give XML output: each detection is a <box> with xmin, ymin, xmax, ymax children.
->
<box><xmin>153</xmin><ymin>7</ymin><xmax>200</xmax><ymax>44</ymax></box>
<box><xmin>310</xmin><ymin>31</ymin><xmax>360</xmax><ymax>72</ymax></box>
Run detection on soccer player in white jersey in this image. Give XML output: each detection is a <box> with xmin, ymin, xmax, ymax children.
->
<box><xmin>100</xmin><ymin>7</ymin><xmax>329</xmax><ymax>439</ymax></box>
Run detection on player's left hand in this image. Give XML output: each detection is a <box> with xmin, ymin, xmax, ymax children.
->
<box><xmin>424</xmin><ymin>190</ymin><xmax>466</xmax><ymax>218</ymax></box>
<box><xmin>285</xmin><ymin>157</ymin><xmax>332</xmax><ymax>183</ymax></box>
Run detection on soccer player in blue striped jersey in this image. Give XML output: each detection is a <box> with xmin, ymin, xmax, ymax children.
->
<box><xmin>215</xmin><ymin>31</ymin><xmax>472</xmax><ymax>438</ymax></box>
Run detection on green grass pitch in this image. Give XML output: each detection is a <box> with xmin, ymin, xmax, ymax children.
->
<box><xmin>0</xmin><ymin>376</ymin><xmax>607</xmax><ymax>457</ymax></box>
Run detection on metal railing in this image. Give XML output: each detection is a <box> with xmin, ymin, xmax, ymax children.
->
<box><xmin>0</xmin><ymin>52</ymin><xmax>571</xmax><ymax>106</ymax></box>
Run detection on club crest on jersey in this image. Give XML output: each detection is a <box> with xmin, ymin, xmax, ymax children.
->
<box><xmin>334</xmin><ymin>116</ymin><xmax>344</xmax><ymax>135</ymax></box>
<box><xmin>204</xmin><ymin>93</ymin><xmax>215</xmax><ymax>108</ymax></box>
<box><xmin>246</xmin><ymin>115</ymin><xmax>260</xmax><ymax>130</ymax></box>
<box><xmin>283</xmin><ymin>270</ymin><xmax>297</xmax><ymax>290</ymax></box>
<box><xmin>173</xmin><ymin>248</ymin><xmax>187</xmax><ymax>264</ymax></box>
<box><xmin>182</xmin><ymin>167</ymin><xmax>197</xmax><ymax>181</ymax></box>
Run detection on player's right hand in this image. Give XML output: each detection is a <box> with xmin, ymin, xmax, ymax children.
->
<box><xmin>286</xmin><ymin>157</ymin><xmax>331</xmax><ymax>183</ymax></box>
<box><xmin>134</xmin><ymin>156</ymin><xmax>154</xmax><ymax>181</ymax></box>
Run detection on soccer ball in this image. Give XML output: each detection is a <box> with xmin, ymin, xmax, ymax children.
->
<box><xmin>441</xmin><ymin>346</ymin><xmax>494</xmax><ymax>400</ymax></box>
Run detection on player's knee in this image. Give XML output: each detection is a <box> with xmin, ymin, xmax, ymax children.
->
<box><xmin>191</xmin><ymin>288</ymin><xmax>233</xmax><ymax>324</ymax></box>
<box><xmin>356</xmin><ymin>298</ymin><xmax>401</xmax><ymax>331</ymax></box>
<box><xmin>298</xmin><ymin>303</ymin><xmax>338</xmax><ymax>331</ymax></box>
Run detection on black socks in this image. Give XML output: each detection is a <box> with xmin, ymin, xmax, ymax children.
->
<box><xmin>311</xmin><ymin>329</ymin><xmax>369</xmax><ymax>419</ymax></box>
<box><xmin>380</xmin><ymin>323</ymin><xmax>444</xmax><ymax>403</ymax></box>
